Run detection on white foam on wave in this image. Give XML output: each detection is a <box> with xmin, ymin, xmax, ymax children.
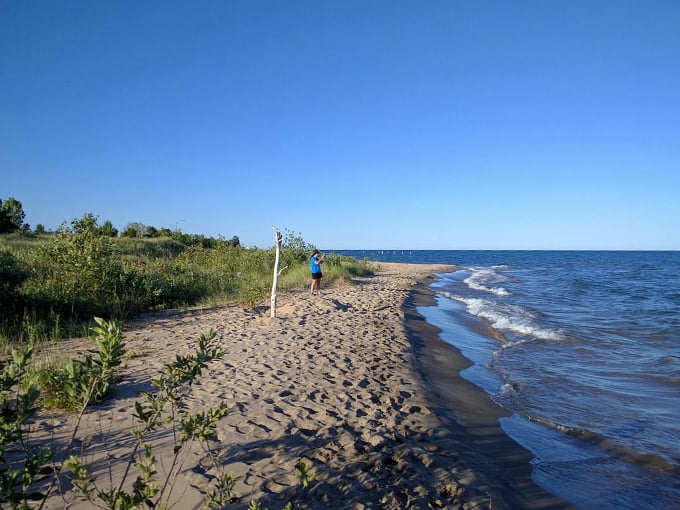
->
<box><xmin>439</xmin><ymin>292</ymin><xmax>563</xmax><ymax>342</ymax></box>
<box><xmin>463</xmin><ymin>267</ymin><xmax>512</xmax><ymax>296</ymax></box>
<box><xmin>499</xmin><ymin>383</ymin><xmax>518</xmax><ymax>396</ymax></box>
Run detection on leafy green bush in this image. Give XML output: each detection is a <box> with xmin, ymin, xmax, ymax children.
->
<box><xmin>0</xmin><ymin>344</ymin><xmax>51</xmax><ymax>508</ymax></box>
<box><xmin>31</xmin><ymin>317</ymin><xmax>125</xmax><ymax>410</ymax></box>
<box><xmin>65</xmin><ymin>326</ymin><xmax>231</xmax><ymax>509</ymax></box>
<box><xmin>281</xmin><ymin>229</ymin><xmax>313</xmax><ymax>268</ymax></box>
<box><xmin>23</xmin><ymin>221</ymin><xmax>125</xmax><ymax>319</ymax></box>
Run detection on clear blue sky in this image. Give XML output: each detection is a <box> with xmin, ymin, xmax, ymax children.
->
<box><xmin>2</xmin><ymin>1</ymin><xmax>679</xmax><ymax>249</ymax></box>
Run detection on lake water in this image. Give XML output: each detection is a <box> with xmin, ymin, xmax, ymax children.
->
<box><xmin>333</xmin><ymin>250</ymin><xmax>680</xmax><ymax>509</ymax></box>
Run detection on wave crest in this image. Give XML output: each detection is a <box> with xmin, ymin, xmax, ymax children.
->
<box><xmin>463</xmin><ymin>267</ymin><xmax>513</xmax><ymax>296</ymax></box>
<box><xmin>526</xmin><ymin>414</ymin><xmax>680</xmax><ymax>476</ymax></box>
<box><xmin>440</xmin><ymin>291</ymin><xmax>563</xmax><ymax>342</ymax></box>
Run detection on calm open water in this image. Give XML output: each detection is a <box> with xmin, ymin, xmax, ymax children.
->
<box><xmin>333</xmin><ymin>250</ymin><xmax>680</xmax><ymax>509</ymax></box>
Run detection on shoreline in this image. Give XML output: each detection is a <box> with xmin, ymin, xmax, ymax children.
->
<box><xmin>34</xmin><ymin>262</ymin><xmax>575</xmax><ymax>509</ymax></box>
<box><xmin>404</xmin><ymin>273</ymin><xmax>575</xmax><ymax>509</ymax></box>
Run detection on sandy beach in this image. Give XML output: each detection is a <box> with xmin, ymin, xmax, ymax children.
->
<box><xmin>34</xmin><ymin>262</ymin><xmax>574</xmax><ymax>509</ymax></box>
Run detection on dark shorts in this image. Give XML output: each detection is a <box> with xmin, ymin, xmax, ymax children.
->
<box><xmin>311</xmin><ymin>272</ymin><xmax>323</xmax><ymax>280</ymax></box>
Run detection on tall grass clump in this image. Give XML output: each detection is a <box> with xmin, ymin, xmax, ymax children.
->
<box><xmin>324</xmin><ymin>253</ymin><xmax>374</xmax><ymax>279</ymax></box>
<box><xmin>0</xmin><ymin>232</ymin><xmax>50</xmax><ymax>256</ymax></box>
<box><xmin>115</xmin><ymin>236</ymin><xmax>186</xmax><ymax>261</ymax></box>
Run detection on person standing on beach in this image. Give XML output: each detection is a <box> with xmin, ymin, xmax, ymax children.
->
<box><xmin>310</xmin><ymin>249</ymin><xmax>325</xmax><ymax>295</ymax></box>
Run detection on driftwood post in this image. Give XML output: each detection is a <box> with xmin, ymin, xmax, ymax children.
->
<box><xmin>270</xmin><ymin>227</ymin><xmax>284</xmax><ymax>318</ymax></box>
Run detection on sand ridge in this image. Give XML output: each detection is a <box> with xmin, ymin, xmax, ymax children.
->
<box><xmin>36</xmin><ymin>262</ymin><xmax>515</xmax><ymax>509</ymax></box>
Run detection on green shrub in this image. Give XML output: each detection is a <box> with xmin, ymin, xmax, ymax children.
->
<box><xmin>281</xmin><ymin>229</ymin><xmax>313</xmax><ymax>267</ymax></box>
<box><xmin>0</xmin><ymin>344</ymin><xmax>50</xmax><ymax>508</ymax></box>
<box><xmin>31</xmin><ymin>317</ymin><xmax>125</xmax><ymax>410</ymax></box>
<box><xmin>65</xmin><ymin>327</ymin><xmax>230</xmax><ymax>509</ymax></box>
<box><xmin>23</xmin><ymin>223</ymin><xmax>124</xmax><ymax>319</ymax></box>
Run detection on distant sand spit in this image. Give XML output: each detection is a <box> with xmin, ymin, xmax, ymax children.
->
<box><xmin>35</xmin><ymin>262</ymin><xmax>572</xmax><ymax>509</ymax></box>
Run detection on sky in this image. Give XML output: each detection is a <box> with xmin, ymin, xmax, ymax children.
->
<box><xmin>2</xmin><ymin>1</ymin><xmax>679</xmax><ymax>250</ymax></box>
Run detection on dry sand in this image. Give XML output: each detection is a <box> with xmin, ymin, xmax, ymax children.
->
<box><xmin>34</xmin><ymin>262</ymin><xmax>574</xmax><ymax>509</ymax></box>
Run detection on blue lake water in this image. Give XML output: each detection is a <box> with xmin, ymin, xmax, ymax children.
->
<box><xmin>333</xmin><ymin>250</ymin><xmax>680</xmax><ymax>509</ymax></box>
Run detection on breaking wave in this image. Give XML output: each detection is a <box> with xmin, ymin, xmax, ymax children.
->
<box><xmin>439</xmin><ymin>291</ymin><xmax>564</xmax><ymax>342</ymax></box>
<box><xmin>463</xmin><ymin>267</ymin><xmax>512</xmax><ymax>296</ymax></box>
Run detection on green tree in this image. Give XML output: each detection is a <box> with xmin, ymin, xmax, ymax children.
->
<box><xmin>121</xmin><ymin>225</ymin><xmax>137</xmax><ymax>238</ymax></box>
<box><xmin>71</xmin><ymin>212</ymin><xmax>99</xmax><ymax>235</ymax></box>
<box><xmin>98</xmin><ymin>220</ymin><xmax>119</xmax><ymax>237</ymax></box>
<box><xmin>282</xmin><ymin>229</ymin><xmax>312</xmax><ymax>266</ymax></box>
<box><xmin>122</xmin><ymin>222</ymin><xmax>146</xmax><ymax>238</ymax></box>
<box><xmin>0</xmin><ymin>197</ymin><xmax>26</xmax><ymax>233</ymax></box>
<box><xmin>34</xmin><ymin>216</ymin><xmax>124</xmax><ymax>318</ymax></box>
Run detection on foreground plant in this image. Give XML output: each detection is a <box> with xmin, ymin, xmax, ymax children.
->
<box><xmin>36</xmin><ymin>317</ymin><xmax>125</xmax><ymax>411</ymax></box>
<box><xmin>294</xmin><ymin>460</ymin><xmax>317</xmax><ymax>489</ymax></box>
<box><xmin>0</xmin><ymin>344</ymin><xmax>50</xmax><ymax>509</ymax></box>
<box><xmin>65</xmin><ymin>328</ymin><xmax>229</xmax><ymax>509</ymax></box>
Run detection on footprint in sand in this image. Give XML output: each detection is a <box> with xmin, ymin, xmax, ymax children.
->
<box><xmin>300</xmin><ymin>405</ymin><xmax>319</xmax><ymax>416</ymax></box>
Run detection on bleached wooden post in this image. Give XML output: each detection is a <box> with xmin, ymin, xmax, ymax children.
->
<box><xmin>270</xmin><ymin>227</ymin><xmax>283</xmax><ymax>318</ymax></box>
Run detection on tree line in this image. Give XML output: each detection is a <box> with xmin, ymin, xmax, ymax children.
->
<box><xmin>0</xmin><ymin>196</ymin><xmax>240</xmax><ymax>248</ymax></box>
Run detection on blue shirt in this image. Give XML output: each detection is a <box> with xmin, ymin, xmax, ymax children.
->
<box><xmin>310</xmin><ymin>255</ymin><xmax>321</xmax><ymax>274</ymax></box>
